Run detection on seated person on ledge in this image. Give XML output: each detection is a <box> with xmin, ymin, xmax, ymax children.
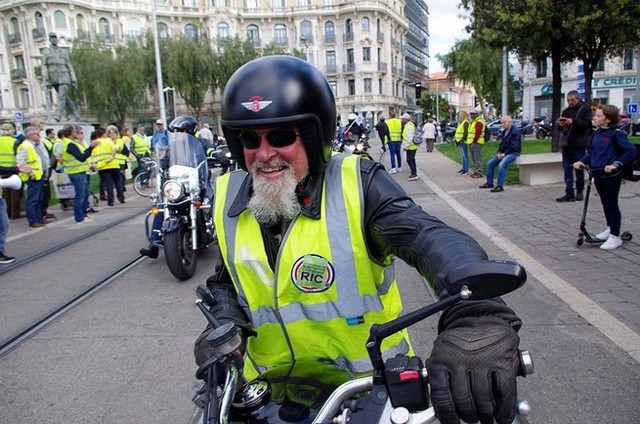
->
<box><xmin>479</xmin><ymin>116</ymin><xmax>521</xmax><ymax>192</ymax></box>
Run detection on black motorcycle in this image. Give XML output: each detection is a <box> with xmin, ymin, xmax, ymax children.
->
<box><xmin>534</xmin><ymin>118</ymin><xmax>553</xmax><ymax>140</ymax></box>
<box><xmin>142</xmin><ymin>133</ymin><xmax>216</xmax><ymax>280</ymax></box>
<box><xmin>191</xmin><ymin>260</ymin><xmax>533</xmax><ymax>424</ymax></box>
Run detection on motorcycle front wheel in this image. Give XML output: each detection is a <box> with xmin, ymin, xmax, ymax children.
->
<box><xmin>535</xmin><ymin>130</ymin><xmax>547</xmax><ymax>140</ymax></box>
<box><xmin>164</xmin><ymin>225</ymin><xmax>198</xmax><ymax>280</ymax></box>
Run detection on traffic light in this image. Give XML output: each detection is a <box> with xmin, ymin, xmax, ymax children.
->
<box><xmin>415</xmin><ymin>82</ymin><xmax>422</xmax><ymax>101</ymax></box>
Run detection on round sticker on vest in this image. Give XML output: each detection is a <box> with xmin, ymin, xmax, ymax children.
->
<box><xmin>291</xmin><ymin>254</ymin><xmax>335</xmax><ymax>293</ymax></box>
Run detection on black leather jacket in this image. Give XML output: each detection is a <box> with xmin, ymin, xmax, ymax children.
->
<box><xmin>198</xmin><ymin>157</ymin><xmax>521</xmax><ymax>349</ymax></box>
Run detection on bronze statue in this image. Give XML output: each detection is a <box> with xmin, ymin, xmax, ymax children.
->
<box><xmin>42</xmin><ymin>32</ymin><xmax>80</xmax><ymax>122</ymax></box>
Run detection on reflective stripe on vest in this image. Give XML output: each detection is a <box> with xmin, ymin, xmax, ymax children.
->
<box><xmin>18</xmin><ymin>142</ymin><xmax>43</xmax><ymax>182</ymax></box>
<box><xmin>454</xmin><ymin>120</ymin><xmax>468</xmax><ymax>143</ymax></box>
<box><xmin>386</xmin><ymin>118</ymin><xmax>402</xmax><ymax>142</ymax></box>
<box><xmin>115</xmin><ymin>137</ymin><xmax>128</xmax><ymax>165</ymax></box>
<box><xmin>62</xmin><ymin>138</ymin><xmax>89</xmax><ymax>174</ymax></box>
<box><xmin>214</xmin><ymin>155</ymin><xmax>411</xmax><ymax>379</ymax></box>
<box><xmin>0</xmin><ymin>135</ymin><xmax>16</xmax><ymax>167</ymax></box>
<box><xmin>132</xmin><ymin>134</ymin><xmax>150</xmax><ymax>156</ymax></box>
<box><xmin>93</xmin><ymin>137</ymin><xmax>119</xmax><ymax>171</ymax></box>
<box><xmin>468</xmin><ymin>117</ymin><xmax>486</xmax><ymax>145</ymax></box>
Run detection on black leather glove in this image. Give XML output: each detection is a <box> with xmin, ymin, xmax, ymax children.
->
<box><xmin>426</xmin><ymin>315</ymin><xmax>520</xmax><ymax>424</ymax></box>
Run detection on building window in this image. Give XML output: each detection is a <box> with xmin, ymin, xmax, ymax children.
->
<box><xmin>298</xmin><ymin>0</ymin><xmax>311</xmax><ymax>6</ymax></box>
<box><xmin>535</xmin><ymin>58</ymin><xmax>547</xmax><ymax>78</ymax></box>
<box><xmin>98</xmin><ymin>17</ymin><xmax>111</xmax><ymax>42</ymax></box>
<box><xmin>300</xmin><ymin>20</ymin><xmax>312</xmax><ymax>44</ymax></box>
<box><xmin>623</xmin><ymin>50</ymin><xmax>635</xmax><ymax>71</ymax></box>
<box><xmin>378</xmin><ymin>78</ymin><xmax>383</xmax><ymax>94</ymax></box>
<box><xmin>19</xmin><ymin>88</ymin><xmax>30</xmax><ymax>109</ymax></box>
<box><xmin>217</xmin><ymin>22</ymin><xmax>229</xmax><ymax>39</ymax></box>
<box><xmin>34</xmin><ymin>12</ymin><xmax>45</xmax><ymax>29</ymax></box>
<box><xmin>245</xmin><ymin>0</ymin><xmax>258</xmax><ymax>11</ymax></box>
<box><xmin>328</xmin><ymin>81</ymin><xmax>337</xmax><ymax>97</ymax></box>
<box><xmin>272</xmin><ymin>0</ymin><xmax>284</xmax><ymax>10</ymax></box>
<box><xmin>595</xmin><ymin>56</ymin><xmax>605</xmax><ymax>72</ymax></box>
<box><xmin>183</xmin><ymin>0</ymin><xmax>196</xmax><ymax>6</ymax></box>
<box><xmin>363</xmin><ymin>46</ymin><xmax>371</xmax><ymax>62</ymax></box>
<box><xmin>274</xmin><ymin>23</ymin><xmax>287</xmax><ymax>45</ymax></box>
<box><xmin>361</xmin><ymin>17</ymin><xmax>370</xmax><ymax>32</ymax></box>
<box><xmin>54</xmin><ymin>11</ymin><xmax>67</xmax><ymax>29</ymax></box>
<box><xmin>213</xmin><ymin>0</ymin><xmax>226</xmax><ymax>6</ymax></box>
<box><xmin>326</xmin><ymin>50</ymin><xmax>336</xmax><ymax>73</ymax></box>
<box><xmin>346</xmin><ymin>48</ymin><xmax>354</xmax><ymax>66</ymax></box>
<box><xmin>158</xmin><ymin>22</ymin><xmax>169</xmax><ymax>39</ymax></box>
<box><xmin>247</xmin><ymin>24</ymin><xmax>260</xmax><ymax>46</ymax></box>
<box><xmin>324</xmin><ymin>21</ymin><xmax>335</xmax><ymax>43</ymax></box>
<box><xmin>364</xmin><ymin>78</ymin><xmax>372</xmax><ymax>93</ymax></box>
<box><xmin>348</xmin><ymin>79</ymin><xmax>356</xmax><ymax>96</ymax></box>
<box><xmin>184</xmin><ymin>24</ymin><xmax>197</xmax><ymax>39</ymax></box>
<box><xmin>594</xmin><ymin>90</ymin><xmax>609</xmax><ymax>105</ymax></box>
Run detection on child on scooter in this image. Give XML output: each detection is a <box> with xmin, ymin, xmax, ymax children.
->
<box><xmin>573</xmin><ymin>104</ymin><xmax>637</xmax><ymax>250</ymax></box>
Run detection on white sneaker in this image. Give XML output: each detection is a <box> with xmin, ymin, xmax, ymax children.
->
<box><xmin>398</xmin><ymin>167</ymin><xmax>403</xmax><ymax>173</ymax></box>
<box><xmin>595</xmin><ymin>227</ymin><xmax>610</xmax><ymax>241</ymax></box>
<box><xmin>84</xmin><ymin>216</ymin><xmax>94</xmax><ymax>222</ymax></box>
<box><xmin>389</xmin><ymin>168</ymin><xmax>397</xmax><ymax>174</ymax></box>
<box><xmin>600</xmin><ymin>234</ymin><xmax>622</xmax><ymax>250</ymax></box>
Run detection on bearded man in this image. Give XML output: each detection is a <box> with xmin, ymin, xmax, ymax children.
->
<box><xmin>194</xmin><ymin>56</ymin><xmax>525</xmax><ymax>424</ymax></box>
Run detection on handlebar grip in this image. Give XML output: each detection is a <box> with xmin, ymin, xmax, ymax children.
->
<box><xmin>518</xmin><ymin>349</ymin><xmax>534</xmax><ymax>377</ymax></box>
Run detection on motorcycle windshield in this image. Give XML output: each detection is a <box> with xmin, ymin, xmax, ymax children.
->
<box><xmin>167</xmin><ymin>132</ymin><xmax>201</xmax><ymax>169</ymax></box>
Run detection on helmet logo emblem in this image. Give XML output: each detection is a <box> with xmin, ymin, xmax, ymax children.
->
<box><xmin>242</xmin><ymin>96</ymin><xmax>273</xmax><ymax>113</ymax></box>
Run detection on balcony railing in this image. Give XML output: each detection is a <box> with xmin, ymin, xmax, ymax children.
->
<box><xmin>32</xmin><ymin>27</ymin><xmax>46</xmax><ymax>40</ymax></box>
<box><xmin>390</xmin><ymin>38</ymin><xmax>401</xmax><ymax>50</ymax></box>
<box><xmin>250</xmin><ymin>38</ymin><xmax>261</xmax><ymax>48</ymax></box>
<box><xmin>325</xmin><ymin>65</ymin><xmax>337</xmax><ymax>74</ymax></box>
<box><xmin>378</xmin><ymin>62</ymin><xmax>388</xmax><ymax>72</ymax></box>
<box><xmin>343</xmin><ymin>32</ymin><xmax>354</xmax><ymax>43</ymax></box>
<box><xmin>11</xmin><ymin>69</ymin><xmax>27</xmax><ymax>80</ymax></box>
<box><xmin>274</xmin><ymin>37</ymin><xmax>288</xmax><ymax>46</ymax></box>
<box><xmin>377</xmin><ymin>31</ymin><xmax>384</xmax><ymax>42</ymax></box>
<box><xmin>342</xmin><ymin>63</ymin><xmax>356</xmax><ymax>73</ymax></box>
<box><xmin>8</xmin><ymin>32</ymin><xmax>22</xmax><ymax>44</ymax></box>
<box><xmin>324</xmin><ymin>34</ymin><xmax>336</xmax><ymax>44</ymax></box>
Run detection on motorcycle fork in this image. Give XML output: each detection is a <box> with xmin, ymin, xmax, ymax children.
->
<box><xmin>190</xmin><ymin>203</ymin><xmax>199</xmax><ymax>251</ymax></box>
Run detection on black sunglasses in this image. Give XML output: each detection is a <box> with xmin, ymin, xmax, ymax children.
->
<box><xmin>238</xmin><ymin>129</ymin><xmax>300</xmax><ymax>149</ymax></box>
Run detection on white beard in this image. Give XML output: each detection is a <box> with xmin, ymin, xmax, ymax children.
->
<box><xmin>248</xmin><ymin>159</ymin><xmax>303</xmax><ymax>226</ymax></box>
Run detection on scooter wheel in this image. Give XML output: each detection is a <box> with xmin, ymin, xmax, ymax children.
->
<box><xmin>621</xmin><ymin>232</ymin><xmax>632</xmax><ymax>242</ymax></box>
<box><xmin>576</xmin><ymin>237</ymin><xmax>584</xmax><ymax>246</ymax></box>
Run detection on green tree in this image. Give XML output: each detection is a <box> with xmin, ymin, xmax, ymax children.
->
<box><xmin>161</xmin><ymin>35</ymin><xmax>216</xmax><ymax>120</ymax></box>
<box><xmin>437</xmin><ymin>38</ymin><xmax>503</xmax><ymax>118</ymax></box>
<box><xmin>70</xmin><ymin>40</ymin><xmax>150</xmax><ymax>128</ymax></box>
<box><xmin>213</xmin><ymin>36</ymin><xmax>259</xmax><ymax>94</ymax></box>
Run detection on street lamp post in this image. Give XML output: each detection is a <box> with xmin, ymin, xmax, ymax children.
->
<box><xmin>151</xmin><ymin>0</ymin><xmax>167</xmax><ymax>125</ymax></box>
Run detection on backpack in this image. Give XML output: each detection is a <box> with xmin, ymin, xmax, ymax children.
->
<box><xmin>484</xmin><ymin>124</ymin><xmax>491</xmax><ymax>142</ymax></box>
<box><xmin>412</xmin><ymin>123</ymin><xmax>424</xmax><ymax>145</ymax></box>
<box><xmin>613</xmin><ymin>129</ymin><xmax>640</xmax><ymax>182</ymax></box>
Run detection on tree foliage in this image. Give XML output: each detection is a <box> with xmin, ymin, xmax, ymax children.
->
<box><xmin>70</xmin><ymin>40</ymin><xmax>150</xmax><ymax>128</ymax></box>
<box><xmin>460</xmin><ymin>0</ymin><xmax>640</xmax><ymax>150</ymax></box>
<box><xmin>437</xmin><ymin>38</ymin><xmax>504</xmax><ymax>118</ymax></box>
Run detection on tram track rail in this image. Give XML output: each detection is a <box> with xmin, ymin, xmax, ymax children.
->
<box><xmin>0</xmin><ymin>255</ymin><xmax>146</xmax><ymax>357</ymax></box>
<box><xmin>0</xmin><ymin>206</ymin><xmax>151</xmax><ymax>357</ymax></box>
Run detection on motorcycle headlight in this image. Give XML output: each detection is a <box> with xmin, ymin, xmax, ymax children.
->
<box><xmin>356</xmin><ymin>143</ymin><xmax>364</xmax><ymax>151</ymax></box>
<box><xmin>163</xmin><ymin>180</ymin><xmax>183</xmax><ymax>201</ymax></box>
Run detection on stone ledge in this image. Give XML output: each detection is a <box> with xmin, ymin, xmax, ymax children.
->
<box><xmin>516</xmin><ymin>153</ymin><xmax>563</xmax><ymax>186</ymax></box>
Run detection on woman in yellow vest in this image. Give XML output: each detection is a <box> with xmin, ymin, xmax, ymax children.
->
<box><xmin>106</xmin><ymin>125</ymin><xmax>127</xmax><ymax>204</ymax></box>
<box><xmin>194</xmin><ymin>57</ymin><xmax>524</xmax><ymax>423</ymax></box>
<box><xmin>61</xmin><ymin>124</ymin><xmax>99</xmax><ymax>223</ymax></box>
<box><xmin>16</xmin><ymin>127</ymin><xmax>45</xmax><ymax>228</ymax></box>
<box><xmin>92</xmin><ymin>127</ymin><xmax>123</xmax><ymax>206</ymax></box>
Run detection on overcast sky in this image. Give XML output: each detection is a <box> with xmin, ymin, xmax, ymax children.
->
<box><xmin>428</xmin><ymin>2</ymin><xmax>470</xmax><ymax>74</ymax></box>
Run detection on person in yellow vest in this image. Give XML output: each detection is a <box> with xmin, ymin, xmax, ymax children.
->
<box><xmin>468</xmin><ymin>108</ymin><xmax>486</xmax><ymax>178</ymax></box>
<box><xmin>385</xmin><ymin>111</ymin><xmax>403</xmax><ymax>173</ymax></box>
<box><xmin>106</xmin><ymin>125</ymin><xmax>127</xmax><ymax>204</ymax></box>
<box><xmin>454</xmin><ymin>111</ymin><xmax>471</xmax><ymax>175</ymax></box>
<box><xmin>400</xmin><ymin>113</ymin><xmax>418</xmax><ymax>181</ymax></box>
<box><xmin>16</xmin><ymin>127</ymin><xmax>46</xmax><ymax>228</ymax></box>
<box><xmin>61</xmin><ymin>124</ymin><xmax>100</xmax><ymax>223</ymax></box>
<box><xmin>193</xmin><ymin>56</ymin><xmax>524</xmax><ymax>424</ymax></box>
<box><xmin>92</xmin><ymin>127</ymin><xmax>123</xmax><ymax>207</ymax></box>
<box><xmin>0</xmin><ymin>123</ymin><xmax>25</xmax><ymax>220</ymax></box>
<box><xmin>40</xmin><ymin>128</ymin><xmax>58</xmax><ymax>219</ymax></box>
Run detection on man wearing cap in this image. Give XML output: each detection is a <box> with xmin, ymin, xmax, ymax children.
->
<box><xmin>150</xmin><ymin>119</ymin><xmax>169</xmax><ymax>151</ymax></box>
<box><xmin>16</xmin><ymin>127</ymin><xmax>46</xmax><ymax>228</ymax></box>
<box><xmin>468</xmin><ymin>108</ymin><xmax>486</xmax><ymax>178</ymax></box>
<box><xmin>400</xmin><ymin>113</ymin><xmax>419</xmax><ymax>181</ymax></box>
<box><xmin>42</xmin><ymin>32</ymin><xmax>80</xmax><ymax>122</ymax></box>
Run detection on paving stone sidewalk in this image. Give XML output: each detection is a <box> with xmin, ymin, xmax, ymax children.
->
<box><xmin>383</xmin><ymin>144</ymin><xmax>640</xmax><ymax>335</ymax></box>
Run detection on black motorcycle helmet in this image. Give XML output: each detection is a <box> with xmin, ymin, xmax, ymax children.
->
<box><xmin>221</xmin><ymin>55</ymin><xmax>336</xmax><ymax>175</ymax></box>
<box><xmin>169</xmin><ymin>115</ymin><xmax>198</xmax><ymax>135</ymax></box>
